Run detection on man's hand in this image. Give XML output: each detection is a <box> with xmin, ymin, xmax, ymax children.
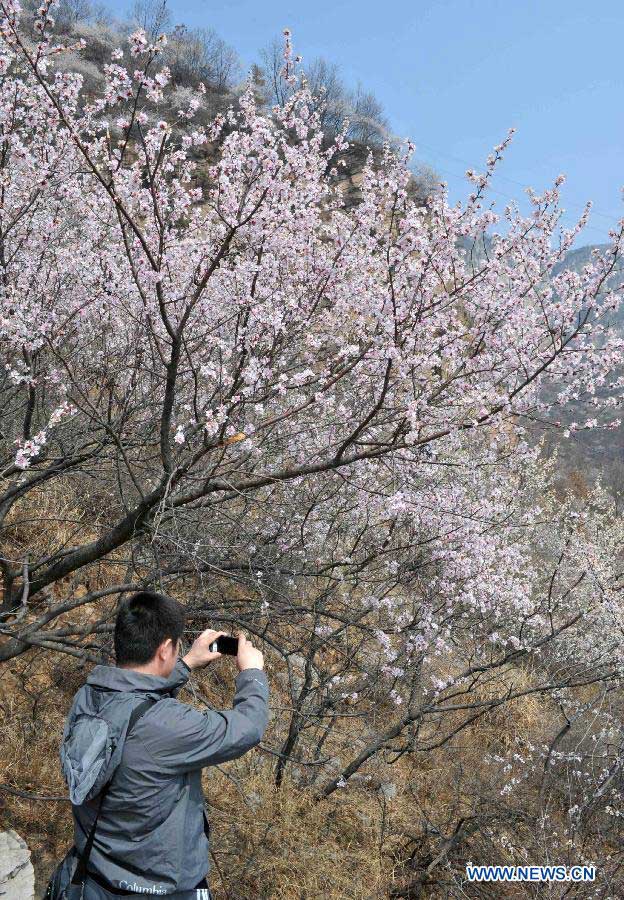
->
<box><xmin>236</xmin><ymin>631</ymin><xmax>264</xmax><ymax>672</ymax></box>
<box><xmin>183</xmin><ymin>629</ymin><xmax>228</xmax><ymax>671</ymax></box>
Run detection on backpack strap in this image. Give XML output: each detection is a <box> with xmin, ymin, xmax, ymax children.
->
<box><xmin>71</xmin><ymin>696</ymin><xmax>158</xmax><ymax>885</ymax></box>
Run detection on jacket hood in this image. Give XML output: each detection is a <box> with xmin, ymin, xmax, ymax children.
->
<box><xmin>60</xmin><ymin>659</ymin><xmax>191</xmax><ymax>805</ymax></box>
<box><xmin>86</xmin><ymin>658</ymin><xmax>190</xmax><ymax>696</ymax></box>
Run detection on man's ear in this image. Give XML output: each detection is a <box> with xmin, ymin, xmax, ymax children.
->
<box><xmin>158</xmin><ymin>637</ymin><xmax>174</xmax><ymax>660</ymax></box>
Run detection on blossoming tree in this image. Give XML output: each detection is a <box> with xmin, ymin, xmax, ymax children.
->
<box><xmin>1</xmin><ymin>4</ymin><xmax>624</xmax><ymax>864</ymax></box>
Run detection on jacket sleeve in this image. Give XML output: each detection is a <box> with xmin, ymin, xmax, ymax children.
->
<box><xmin>144</xmin><ymin>667</ymin><xmax>270</xmax><ymax>774</ymax></box>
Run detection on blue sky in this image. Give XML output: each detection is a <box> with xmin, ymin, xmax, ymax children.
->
<box><xmin>106</xmin><ymin>0</ymin><xmax>623</xmax><ymax>246</ymax></box>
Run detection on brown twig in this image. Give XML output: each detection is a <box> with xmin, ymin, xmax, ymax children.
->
<box><xmin>0</xmin><ymin>782</ymin><xmax>70</xmax><ymax>802</ymax></box>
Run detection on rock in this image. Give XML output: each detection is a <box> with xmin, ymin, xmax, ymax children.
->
<box><xmin>246</xmin><ymin>791</ymin><xmax>263</xmax><ymax>810</ymax></box>
<box><xmin>354</xmin><ymin>809</ymin><xmax>373</xmax><ymax>824</ymax></box>
<box><xmin>350</xmin><ymin>773</ymin><xmax>375</xmax><ymax>786</ymax></box>
<box><xmin>379</xmin><ymin>781</ymin><xmax>397</xmax><ymax>801</ymax></box>
<box><xmin>289</xmin><ymin>654</ymin><xmax>320</xmax><ymax>688</ymax></box>
<box><xmin>290</xmin><ymin>653</ymin><xmax>308</xmax><ymax>672</ymax></box>
<box><xmin>0</xmin><ymin>830</ymin><xmax>35</xmax><ymax>899</ymax></box>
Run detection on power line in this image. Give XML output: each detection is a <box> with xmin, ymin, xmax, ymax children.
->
<box><xmin>416</xmin><ymin>163</ymin><xmax>613</xmax><ymax>242</ymax></box>
<box><xmin>411</xmin><ymin>139</ymin><xmax>622</xmax><ymax>236</ymax></box>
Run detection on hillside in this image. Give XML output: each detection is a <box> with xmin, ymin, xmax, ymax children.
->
<box><xmin>14</xmin><ymin>0</ymin><xmax>436</xmax><ymax>200</ymax></box>
<box><xmin>529</xmin><ymin>243</ymin><xmax>624</xmax><ymax>500</ymax></box>
<box><xmin>457</xmin><ymin>233</ymin><xmax>624</xmax><ymax>500</ymax></box>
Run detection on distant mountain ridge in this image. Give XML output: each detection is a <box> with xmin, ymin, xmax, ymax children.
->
<box><xmin>528</xmin><ymin>242</ymin><xmax>624</xmax><ymax>495</ymax></box>
<box><xmin>458</xmin><ymin>235</ymin><xmax>624</xmax><ymax>493</ymax></box>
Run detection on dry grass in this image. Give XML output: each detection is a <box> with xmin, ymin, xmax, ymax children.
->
<box><xmin>0</xmin><ymin>643</ymin><xmax>395</xmax><ymax>898</ymax></box>
<box><xmin>1</xmin><ymin>491</ymin><xmax>620</xmax><ymax>898</ymax></box>
<box><xmin>2</xmin><ymin>635</ymin><xmax>620</xmax><ymax>898</ymax></box>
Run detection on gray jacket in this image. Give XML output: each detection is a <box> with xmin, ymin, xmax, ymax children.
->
<box><xmin>61</xmin><ymin>657</ymin><xmax>269</xmax><ymax>893</ymax></box>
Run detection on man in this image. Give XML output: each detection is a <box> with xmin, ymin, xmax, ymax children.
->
<box><xmin>60</xmin><ymin>590</ymin><xmax>269</xmax><ymax>898</ymax></box>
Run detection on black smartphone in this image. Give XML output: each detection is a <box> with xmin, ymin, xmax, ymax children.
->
<box><xmin>209</xmin><ymin>634</ymin><xmax>239</xmax><ymax>655</ymax></box>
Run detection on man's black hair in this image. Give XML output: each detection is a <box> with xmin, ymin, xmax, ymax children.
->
<box><xmin>114</xmin><ymin>590</ymin><xmax>186</xmax><ymax>667</ymax></box>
